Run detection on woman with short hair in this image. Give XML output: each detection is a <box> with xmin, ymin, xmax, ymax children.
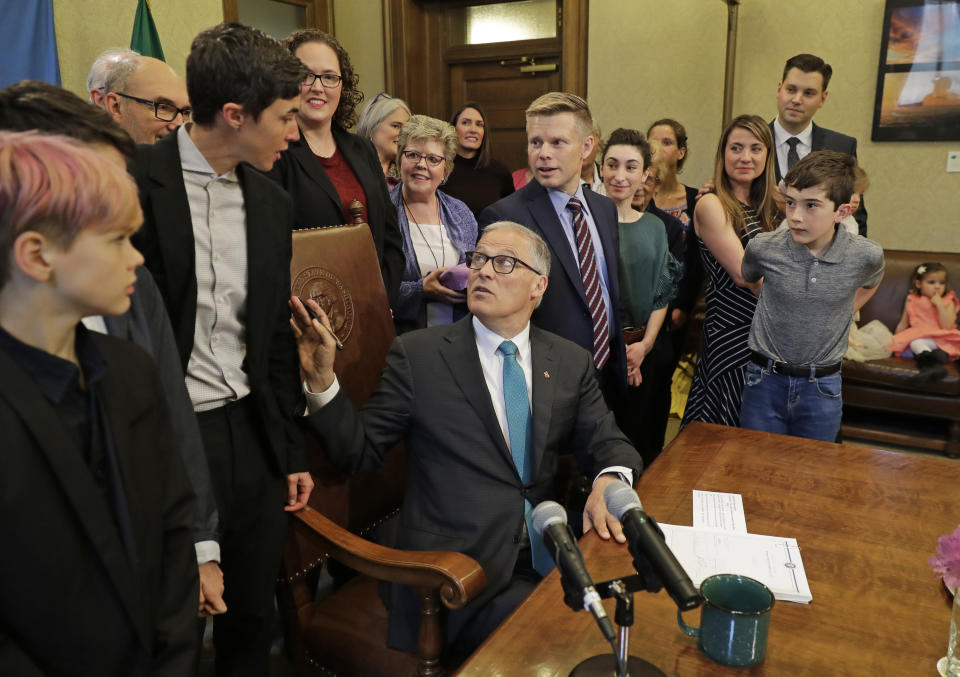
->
<box><xmin>391</xmin><ymin>115</ymin><xmax>477</xmax><ymax>334</ymax></box>
<box><xmin>355</xmin><ymin>93</ymin><xmax>411</xmax><ymax>187</ymax></box>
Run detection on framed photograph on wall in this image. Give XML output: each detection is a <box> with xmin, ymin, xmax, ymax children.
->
<box><xmin>872</xmin><ymin>0</ymin><xmax>960</xmax><ymax>141</ymax></box>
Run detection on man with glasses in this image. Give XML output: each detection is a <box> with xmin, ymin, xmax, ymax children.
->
<box><xmin>291</xmin><ymin>221</ymin><xmax>641</xmax><ymax>660</ymax></box>
<box><xmin>104</xmin><ymin>55</ymin><xmax>190</xmax><ymax>144</ymax></box>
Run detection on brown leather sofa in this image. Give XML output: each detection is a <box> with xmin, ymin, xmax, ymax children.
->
<box><xmin>841</xmin><ymin>249</ymin><xmax>960</xmax><ymax>458</ymax></box>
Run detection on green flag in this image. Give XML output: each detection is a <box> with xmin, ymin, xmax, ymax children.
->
<box><xmin>130</xmin><ymin>0</ymin><xmax>165</xmax><ymax>61</ymax></box>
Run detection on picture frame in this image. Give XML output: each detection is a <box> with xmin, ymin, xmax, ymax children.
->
<box><xmin>871</xmin><ymin>0</ymin><xmax>960</xmax><ymax>141</ymax></box>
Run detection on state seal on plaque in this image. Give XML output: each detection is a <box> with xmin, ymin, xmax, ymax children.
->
<box><xmin>291</xmin><ymin>267</ymin><xmax>355</xmax><ymax>343</ymax></box>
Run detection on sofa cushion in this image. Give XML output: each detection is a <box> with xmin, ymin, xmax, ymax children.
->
<box><xmin>843</xmin><ymin>356</ymin><xmax>960</xmax><ymax>396</ymax></box>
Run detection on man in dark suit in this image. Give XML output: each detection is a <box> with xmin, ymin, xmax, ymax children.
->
<box><xmin>0</xmin><ymin>77</ymin><xmax>225</xmax><ymax>619</ymax></box>
<box><xmin>292</xmin><ymin>221</ymin><xmax>642</xmax><ymax>659</ymax></box>
<box><xmin>0</xmin><ymin>130</ymin><xmax>198</xmax><ymax>676</ymax></box>
<box><xmin>130</xmin><ymin>24</ymin><xmax>313</xmax><ymax>675</ymax></box>
<box><xmin>478</xmin><ymin>92</ymin><xmax>628</xmax><ymax>406</ymax></box>
<box><xmin>772</xmin><ymin>53</ymin><xmax>868</xmax><ymax>235</ymax></box>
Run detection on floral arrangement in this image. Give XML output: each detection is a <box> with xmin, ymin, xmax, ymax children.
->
<box><xmin>929</xmin><ymin>524</ymin><xmax>960</xmax><ymax>590</ymax></box>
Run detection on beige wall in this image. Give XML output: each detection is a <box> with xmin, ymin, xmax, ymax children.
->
<box><xmin>90</xmin><ymin>0</ymin><xmax>952</xmax><ymax>253</ymax></box>
<box><xmin>587</xmin><ymin>0</ymin><xmax>729</xmax><ymax>189</ymax></box>
<box><xmin>734</xmin><ymin>0</ymin><xmax>959</xmax><ymax>252</ymax></box>
<box><xmin>332</xmin><ymin>0</ymin><xmax>386</xmax><ymax>113</ymax></box>
<box><xmin>54</xmin><ymin>0</ymin><xmax>223</xmax><ymax>98</ymax></box>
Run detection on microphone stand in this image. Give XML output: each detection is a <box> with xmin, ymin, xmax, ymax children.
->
<box><xmin>568</xmin><ymin>575</ymin><xmax>668</xmax><ymax>677</ymax></box>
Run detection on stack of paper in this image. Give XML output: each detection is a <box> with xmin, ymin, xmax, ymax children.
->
<box><xmin>658</xmin><ymin>491</ymin><xmax>812</xmax><ymax>604</ymax></box>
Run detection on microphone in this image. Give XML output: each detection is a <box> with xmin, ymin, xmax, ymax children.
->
<box><xmin>531</xmin><ymin>501</ymin><xmax>616</xmax><ymax>643</ymax></box>
<box><xmin>604</xmin><ymin>481</ymin><xmax>702</xmax><ymax>611</ymax></box>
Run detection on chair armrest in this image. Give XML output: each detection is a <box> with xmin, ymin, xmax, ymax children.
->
<box><xmin>292</xmin><ymin>506</ymin><xmax>486</xmax><ymax>610</ymax></box>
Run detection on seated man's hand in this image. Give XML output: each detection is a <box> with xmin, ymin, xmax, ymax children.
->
<box><xmin>289</xmin><ymin>296</ymin><xmax>337</xmax><ymax>393</ymax></box>
<box><xmin>582</xmin><ymin>473</ymin><xmax>626</xmax><ymax>543</ymax></box>
<box><xmin>198</xmin><ymin>561</ymin><xmax>227</xmax><ymax>617</ymax></box>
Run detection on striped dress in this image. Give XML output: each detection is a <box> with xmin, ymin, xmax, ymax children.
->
<box><xmin>681</xmin><ymin>204</ymin><xmax>763</xmax><ymax>429</ymax></box>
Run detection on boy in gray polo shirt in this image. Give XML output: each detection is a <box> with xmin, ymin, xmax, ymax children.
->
<box><xmin>740</xmin><ymin>151</ymin><xmax>884</xmax><ymax>441</ymax></box>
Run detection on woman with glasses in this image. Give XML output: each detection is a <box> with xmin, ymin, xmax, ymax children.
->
<box><xmin>441</xmin><ymin>101</ymin><xmax>514</xmax><ymax>219</ymax></box>
<box><xmin>391</xmin><ymin>115</ymin><xmax>477</xmax><ymax>334</ymax></box>
<box><xmin>355</xmin><ymin>92</ymin><xmax>411</xmax><ymax>188</ymax></box>
<box><xmin>272</xmin><ymin>29</ymin><xmax>404</xmax><ymax>305</ymax></box>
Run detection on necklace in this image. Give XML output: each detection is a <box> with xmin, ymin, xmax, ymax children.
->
<box><xmin>303</xmin><ymin>129</ymin><xmax>336</xmax><ymax>158</ymax></box>
<box><xmin>402</xmin><ymin>192</ymin><xmax>445</xmax><ymax>270</ymax></box>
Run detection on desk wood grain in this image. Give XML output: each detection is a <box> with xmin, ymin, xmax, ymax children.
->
<box><xmin>455</xmin><ymin>422</ymin><xmax>957</xmax><ymax>676</ymax></box>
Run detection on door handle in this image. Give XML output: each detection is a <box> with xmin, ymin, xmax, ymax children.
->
<box><xmin>519</xmin><ymin>63</ymin><xmax>557</xmax><ymax>73</ymax></box>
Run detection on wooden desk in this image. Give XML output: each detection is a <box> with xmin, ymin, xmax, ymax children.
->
<box><xmin>455</xmin><ymin>422</ymin><xmax>957</xmax><ymax>676</ymax></box>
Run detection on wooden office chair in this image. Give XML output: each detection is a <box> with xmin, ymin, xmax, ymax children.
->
<box><xmin>281</xmin><ymin>204</ymin><xmax>487</xmax><ymax>677</ymax></box>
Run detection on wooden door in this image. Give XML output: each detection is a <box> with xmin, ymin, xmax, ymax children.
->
<box><xmin>385</xmin><ymin>0</ymin><xmax>588</xmax><ymax>169</ymax></box>
<box><xmin>448</xmin><ymin>40</ymin><xmax>561</xmax><ymax>171</ymax></box>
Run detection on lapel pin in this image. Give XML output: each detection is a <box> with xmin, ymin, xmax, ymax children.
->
<box><xmin>543</xmin><ymin>371</ymin><xmax>550</xmax><ymax>379</ymax></box>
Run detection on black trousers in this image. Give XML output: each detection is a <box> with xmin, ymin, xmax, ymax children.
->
<box><xmin>196</xmin><ymin>398</ymin><xmax>287</xmax><ymax>677</ymax></box>
<box><xmin>618</xmin><ymin>329</ymin><xmax>675</xmax><ymax>469</ymax></box>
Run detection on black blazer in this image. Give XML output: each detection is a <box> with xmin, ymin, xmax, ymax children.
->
<box><xmin>770</xmin><ymin>120</ymin><xmax>868</xmax><ymax>235</ymax></box>
<box><xmin>478</xmin><ymin>180</ymin><xmax>629</xmax><ymax>399</ymax></box>
<box><xmin>304</xmin><ymin>317</ymin><xmax>641</xmax><ymax>652</ymax></box>
<box><xmin>0</xmin><ymin>333</ymin><xmax>198</xmax><ymax>676</ymax></box>
<box><xmin>268</xmin><ymin>124</ymin><xmax>404</xmax><ymax>306</ymax></box>
<box><xmin>131</xmin><ymin>132</ymin><xmax>305</xmax><ymax>476</ymax></box>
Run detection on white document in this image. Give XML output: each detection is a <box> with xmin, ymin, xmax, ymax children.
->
<box><xmin>658</xmin><ymin>523</ymin><xmax>813</xmax><ymax>604</ymax></box>
<box><xmin>692</xmin><ymin>490</ymin><xmax>747</xmax><ymax>533</ymax></box>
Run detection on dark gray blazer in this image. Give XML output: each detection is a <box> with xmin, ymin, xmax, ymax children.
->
<box><xmin>303</xmin><ymin>316</ymin><xmax>642</xmax><ymax>652</ymax></box>
<box><xmin>104</xmin><ymin>265</ymin><xmax>218</xmax><ymax>544</ymax></box>
<box><xmin>770</xmin><ymin>120</ymin><xmax>868</xmax><ymax>236</ymax></box>
<box><xmin>0</xmin><ymin>333</ymin><xmax>198</xmax><ymax>676</ymax></box>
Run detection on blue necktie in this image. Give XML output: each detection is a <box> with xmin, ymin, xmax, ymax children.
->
<box><xmin>498</xmin><ymin>340</ymin><xmax>552</xmax><ymax>575</ymax></box>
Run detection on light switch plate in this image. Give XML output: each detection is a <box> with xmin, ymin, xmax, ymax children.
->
<box><xmin>948</xmin><ymin>151</ymin><xmax>960</xmax><ymax>173</ymax></box>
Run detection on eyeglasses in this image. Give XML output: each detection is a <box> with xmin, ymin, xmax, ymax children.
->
<box><xmin>371</xmin><ymin>91</ymin><xmax>393</xmax><ymax>106</ymax></box>
<box><xmin>401</xmin><ymin>149</ymin><xmax>445</xmax><ymax>167</ymax></box>
<box><xmin>465</xmin><ymin>251</ymin><xmax>542</xmax><ymax>275</ymax></box>
<box><xmin>115</xmin><ymin>92</ymin><xmax>191</xmax><ymax>122</ymax></box>
<box><xmin>302</xmin><ymin>72</ymin><xmax>343</xmax><ymax>88</ymax></box>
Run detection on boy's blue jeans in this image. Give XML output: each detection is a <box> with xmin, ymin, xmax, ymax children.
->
<box><xmin>740</xmin><ymin>362</ymin><xmax>842</xmax><ymax>442</ymax></box>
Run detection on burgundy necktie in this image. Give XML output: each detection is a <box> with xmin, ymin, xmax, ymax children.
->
<box><xmin>567</xmin><ymin>197</ymin><xmax>610</xmax><ymax>370</ymax></box>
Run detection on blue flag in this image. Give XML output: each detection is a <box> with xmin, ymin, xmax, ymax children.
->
<box><xmin>0</xmin><ymin>0</ymin><xmax>61</xmax><ymax>88</ymax></box>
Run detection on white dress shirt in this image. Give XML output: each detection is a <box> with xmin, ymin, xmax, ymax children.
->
<box><xmin>177</xmin><ymin>125</ymin><xmax>251</xmax><ymax>412</ymax></box>
<box><xmin>773</xmin><ymin>118</ymin><xmax>813</xmax><ymax>178</ymax></box>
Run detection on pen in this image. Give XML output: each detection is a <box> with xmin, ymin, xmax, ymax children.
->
<box><xmin>299</xmin><ymin>297</ymin><xmax>344</xmax><ymax>350</ymax></box>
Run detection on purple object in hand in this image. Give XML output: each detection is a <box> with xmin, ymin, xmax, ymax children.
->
<box><xmin>439</xmin><ymin>263</ymin><xmax>469</xmax><ymax>291</ymax></box>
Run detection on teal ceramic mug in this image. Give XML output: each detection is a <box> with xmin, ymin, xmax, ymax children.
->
<box><xmin>677</xmin><ymin>573</ymin><xmax>775</xmax><ymax>668</ymax></box>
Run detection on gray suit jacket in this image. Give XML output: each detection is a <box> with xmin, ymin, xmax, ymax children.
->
<box><xmin>104</xmin><ymin>266</ymin><xmax>218</xmax><ymax>544</ymax></box>
<box><xmin>304</xmin><ymin>316</ymin><xmax>642</xmax><ymax>651</ymax></box>
<box><xmin>770</xmin><ymin>120</ymin><xmax>868</xmax><ymax>236</ymax></box>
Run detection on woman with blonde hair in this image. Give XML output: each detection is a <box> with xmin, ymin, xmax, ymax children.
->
<box><xmin>391</xmin><ymin>115</ymin><xmax>477</xmax><ymax>334</ymax></box>
<box><xmin>681</xmin><ymin>114</ymin><xmax>778</xmax><ymax>429</ymax></box>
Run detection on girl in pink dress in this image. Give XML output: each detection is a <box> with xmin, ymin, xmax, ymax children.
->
<box><xmin>889</xmin><ymin>263</ymin><xmax>960</xmax><ymax>372</ymax></box>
